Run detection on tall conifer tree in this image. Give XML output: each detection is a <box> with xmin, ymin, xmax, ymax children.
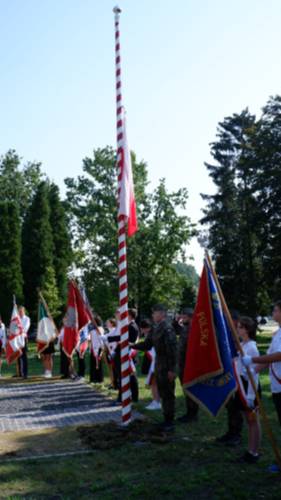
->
<box><xmin>22</xmin><ymin>182</ymin><xmax>57</xmax><ymax>320</ymax></box>
<box><xmin>0</xmin><ymin>202</ymin><xmax>23</xmax><ymax>322</ymax></box>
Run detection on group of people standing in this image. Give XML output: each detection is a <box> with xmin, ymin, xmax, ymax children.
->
<box><xmin>130</xmin><ymin>301</ymin><xmax>281</xmax><ymax>472</ymax></box>
<box><xmin>1</xmin><ymin>298</ymin><xmax>281</xmax><ymax>471</ymax></box>
<box><xmin>0</xmin><ymin>306</ymin><xmax>31</xmax><ymax>378</ymax></box>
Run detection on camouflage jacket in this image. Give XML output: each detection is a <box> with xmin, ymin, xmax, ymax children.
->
<box><xmin>174</xmin><ymin>322</ymin><xmax>190</xmax><ymax>381</ymax></box>
<box><xmin>135</xmin><ymin>320</ymin><xmax>177</xmax><ymax>374</ymax></box>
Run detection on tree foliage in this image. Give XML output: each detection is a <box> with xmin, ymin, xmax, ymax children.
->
<box><xmin>22</xmin><ymin>181</ymin><xmax>57</xmax><ymax>321</ymax></box>
<box><xmin>201</xmin><ymin>97</ymin><xmax>281</xmax><ymax>316</ymax></box>
<box><xmin>0</xmin><ymin>203</ymin><xmax>23</xmax><ymax>322</ymax></box>
<box><xmin>65</xmin><ymin>147</ymin><xmax>195</xmax><ymax>318</ymax></box>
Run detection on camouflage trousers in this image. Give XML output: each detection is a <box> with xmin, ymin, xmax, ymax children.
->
<box><xmin>156</xmin><ymin>371</ymin><xmax>175</xmax><ymax>423</ymax></box>
<box><xmin>179</xmin><ymin>366</ymin><xmax>199</xmax><ymax>418</ymax></box>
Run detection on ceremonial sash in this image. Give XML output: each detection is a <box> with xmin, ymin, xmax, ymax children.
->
<box><xmin>270</xmin><ymin>363</ymin><xmax>281</xmax><ymax>385</ymax></box>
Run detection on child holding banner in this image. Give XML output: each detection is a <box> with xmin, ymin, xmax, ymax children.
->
<box><xmin>243</xmin><ymin>301</ymin><xmax>281</xmax><ymax>471</ymax></box>
<box><xmin>235</xmin><ymin>317</ymin><xmax>261</xmax><ymax>463</ymax></box>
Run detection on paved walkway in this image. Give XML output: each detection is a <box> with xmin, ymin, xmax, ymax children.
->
<box><xmin>0</xmin><ymin>379</ymin><xmax>123</xmax><ymax>432</ymax></box>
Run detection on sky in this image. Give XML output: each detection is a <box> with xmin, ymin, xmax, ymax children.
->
<box><xmin>1</xmin><ymin>0</ymin><xmax>281</xmax><ymax>272</ymax></box>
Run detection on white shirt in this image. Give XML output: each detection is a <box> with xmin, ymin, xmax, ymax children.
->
<box><xmin>90</xmin><ymin>326</ymin><xmax>104</xmax><ymax>356</ymax></box>
<box><xmin>0</xmin><ymin>323</ymin><xmax>6</xmax><ymax>348</ymax></box>
<box><xmin>267</xmin><ymin>327</ymin><xmax>281</xmax><ymax>393</ymax></box>
<box><xmin>237</xmin><ymin>340</ymin><xmax>260</xmax><ymax>402</ymax></box>
<box><xmin>20</xmin><ymin>315</ymin><xmax>30</xmax><ymax>338</ymax></box>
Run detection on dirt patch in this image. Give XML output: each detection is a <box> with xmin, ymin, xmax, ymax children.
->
<box><xmin>78</xmin><ymin>419</ymin><xmax>174</xmax><ymax>449</ymax></box>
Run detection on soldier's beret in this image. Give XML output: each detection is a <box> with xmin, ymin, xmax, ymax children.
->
<box><xmin>152</xmin><ymin>304</ymin><xmax>167</xmax><ymax>312</ymax></box>
<box><xmin>181</xmin><ymin>307</ymin><xmax>194</xmax><ymax>316</ymax></box>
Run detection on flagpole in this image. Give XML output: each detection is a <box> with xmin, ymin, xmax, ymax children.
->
<box><xmin>113</xmin><ymin>5</ymin><xmax>132</xmax><ymax>424</ymax></box>
<box><xmin>205</xmin><ymin>251</ymin><xmax>281</xmax><ymax>469</ymax></box>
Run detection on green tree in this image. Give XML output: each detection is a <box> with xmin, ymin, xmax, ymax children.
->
<box><xmin>48</xmin><ymin>183</ymin><xmax>72</xmax><ymax>307</ymax></box>
<box><xmin>22</xmin><ymin>182</ymin><xmax>58</xmax><ymax>321</ymax></box>
<box><xmin>41</xmin><ymin>266</ymin><xmax>61</xmax><ymax>319</ymax></box>
<box><xmin>0</xmin><ymin>150</ymin><xmax>44</xmax><ymax>218</ymax></box>
<box><xmin>175</xmin><ymin>262</ymin><xmax>198</xmax><ymax>309</ymax></box>
<box><xmin>201</xmin><ymin>110</ymin><xmax>264</xmax><ymax>316</ymax></box>
<box><xmin>254</xmin><ymin>96</ymin><xmax>281</xmax><ymax>301</ymax></box>
<box><xmin>0</xmin><ymin>202</ymin><xmax>23</xmax><ymax>323</ymax></box>
<box><xmin>65</xmin><ymin>147</ymin><xmax>194</xmax><ymax>318</ymax></box>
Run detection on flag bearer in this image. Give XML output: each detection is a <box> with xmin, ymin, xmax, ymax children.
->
<box><xmin>243</xmin><ymin>301</ymin><xmax>281</xmax><ymax>471</ymax></box>
<box><xmin>18</xmin><ymin>306</ymin><xmax>30</xmax><ymax>379</ymax></box>
<box><xmin>133</xmin><ymin>304</ymin><xmax>177</xmax><ymax>432</ymax></box>
<box><xmin>174</xmin><ymin>308</ymin><xmax>199</xmax><ymax>423</ymax></box>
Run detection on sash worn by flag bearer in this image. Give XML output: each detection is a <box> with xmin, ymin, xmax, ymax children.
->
<box><xmin>6</xmin><ymin>304</ymin><xmax>25</xmax><ymax>365</ymax></box>
<box><xmin>36</xmin><ymin>297</ymin><xmax>57</xmax><ymax>354</ymax></box>
<box><xmin>183</xmin><ymin>260</ymin><xmax>237</xmax><ymax>416</ymax></box>
<box><xmin>63</xmin><ymin>281</ymin><xmax>91</xmax><ymax>358</ymax></box>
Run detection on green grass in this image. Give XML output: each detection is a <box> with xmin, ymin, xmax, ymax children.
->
<box><xmin>0</xmin><ymin>331</ymin><xmax>281</xmax><ymax>499</ymax></box>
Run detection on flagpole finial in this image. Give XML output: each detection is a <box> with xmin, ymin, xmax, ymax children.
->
<box><xmin>113</xmin><ymin>5</ymin><xmax>122</xmax><ymax>16</ymax></box>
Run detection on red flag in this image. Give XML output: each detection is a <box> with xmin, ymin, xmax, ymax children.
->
<box><xmin>63</xmin><ymin>282</ymin><xmax>91</xmax><ymax>358</ymax></box>
<box><xmin>183</xmin><ymin>263</ymin><xmax>223</xmax><ymax>386</ymax></box>
<box><xmin>6</xmin><ymin>304</ymin><xmax>25</xmax><ymax>365</ymax></box>
<box><xmin>118</xmin><ymin>113</ymin><xmax>138</xmax><ymax>237</ymax></box>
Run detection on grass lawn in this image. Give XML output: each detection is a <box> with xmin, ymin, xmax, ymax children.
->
<box><xmin>0</xmin><ymin>330</ymin><xmax>280</xmax><ymax>499</ymax></box>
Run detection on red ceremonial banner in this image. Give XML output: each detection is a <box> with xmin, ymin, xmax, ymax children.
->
<box><xmin>183</xmin><ymin>263</ymin><xmax>223</xmax><ymax>386</ymax></box>
<box><xmin>63</xmin><ymin>282</ymin><xmax>91</xmax><ymax>358</ymax></box>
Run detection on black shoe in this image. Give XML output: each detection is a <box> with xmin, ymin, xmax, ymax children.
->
<box><xmin>177</xmin><ymin>414</ymin><xmax>198</xmax><ymax>424</ymax></box>
<box><xmin>237</xmin><ymin>451</ymin><xmax>259</xmax><ymax>464</ymax></box>
<box><xmin>216</xmin><ymin>433</ymin><xmax>241</xmax><ymax>446</ymax></box>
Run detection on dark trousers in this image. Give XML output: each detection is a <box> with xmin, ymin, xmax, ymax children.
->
<box><xmin>90</xmin><ymin>352</ymin><xmax>104</xmax><ymax>383</ymax></box>
<box><xmin>19</xmin><ymin>345</ymin><xmax>28</xmax><ymax>378</ymax></box>
<box><xmin>60</xmin><ymin>347</ymin><xmax>69</xmax><ymax>377</ymax></box>
<box><xmin>180</xmin><ymin>369</ymin><xmax>199</xmax><ymax>418</ymax></box>
<box><xmin>185</xmin><ymin>394</ymin><xmax>199</xmax><ymax>418</ymax></box>
<box><xmin>226</xmin><ymin>394</ymin><xmax>243</xmax><ymax>437</ymax></box>
<box><xmin>115</xmin><ymin>348</ymin><xmax>139</xmax><ymax>402</ymax></box>
<box><xmin>77</xmin><ymin>354</ymin><xmax>86</xmax><ymax>377</ymax></box>
<box><xmin>157</xmin><ymin>371</ymin><xmax>175</xmax><ymax>424</ymax></box>
<box><xmin>272</xmin><ymin>393</ymin><xmax>281</xmax><ymax>426</ymax></box>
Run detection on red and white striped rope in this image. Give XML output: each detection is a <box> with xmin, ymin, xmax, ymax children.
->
<box><xmin>113</xmin><ymin>5</ymin><xmax>132</xmax><ymax>424</ymax></box>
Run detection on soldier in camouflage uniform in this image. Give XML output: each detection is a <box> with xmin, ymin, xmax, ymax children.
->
<box><xmin>134</xmin><ymin>304</ymin><xmax>177</xmax><ymax>431</ymax></box>
<box><xmin>174</xmin><ymin>308</ymin><xmax>199</xmax><ymax>423</ymax></box>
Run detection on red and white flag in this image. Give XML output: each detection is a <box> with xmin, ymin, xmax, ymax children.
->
<box><xmin>118</xmin><ymin>114</ymin><xmax>138</xmax><ymax>237</ymax></box>
<box><xmin>63</xmin><ymin>281</ymin><xmax>91</xmax><ymax>358</ymax></box>
<box><xmin>6</xmin><ymin>304</ymin><xmax>25</xmax><ymax>365</ymax></box>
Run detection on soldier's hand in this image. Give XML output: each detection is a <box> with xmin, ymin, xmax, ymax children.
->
<box><xmin>167</xmin><ymin>371</ymin><xmax>176</xmax><ymax>382</ymax></box>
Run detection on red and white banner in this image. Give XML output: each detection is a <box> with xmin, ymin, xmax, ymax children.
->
<box><xmin>6</xmin><ymin>304</ymin><xmax>25</xmax><ymax>365</ymax></box>
<box><xmin>63</xmin><ymin>282</ymin><xmax>91</xmax><ymax>358</ymax></box>
<box><xmin>118</xmin><ymin>113</ymin><xmax>138</xmax><ymax>237</ymax></box>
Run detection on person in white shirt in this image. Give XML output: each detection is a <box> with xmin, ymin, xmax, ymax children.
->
<box><xmin>235</xmin><ymin>317</ymin><xmax>261</xmax><ymax>464</ymax></box>
<box><xmin>139</xmin><ymin>318</ymin><xmax>161</xmax><ymax>411</ymax></box>
<box><xmin>89</xmin><ymin>315</ymin><xmax>105</xmax><ymax>383</ymax></box>
<box><xmin>243</xmin><ymin>301</ymin><xmax>281</xmax><ymax>472</ymax></box>
<box><xmin>0</xmin><ymin>316</ymin><xmax>6</xmax><ymax>376</ymax></box>
<box><xmin>58</xmin><ymin>316</ymin><xmax>76</xmax><ymax>379</ymax></box>
<box><xmin>18</xmin><ymin>306</ymin><xmax>30</xmax><ymax>379</ymax></box>
<box><xmin>103</xmin><ymin>318</ymin><xmax>118</xmax><ymax>388</ymax></box>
